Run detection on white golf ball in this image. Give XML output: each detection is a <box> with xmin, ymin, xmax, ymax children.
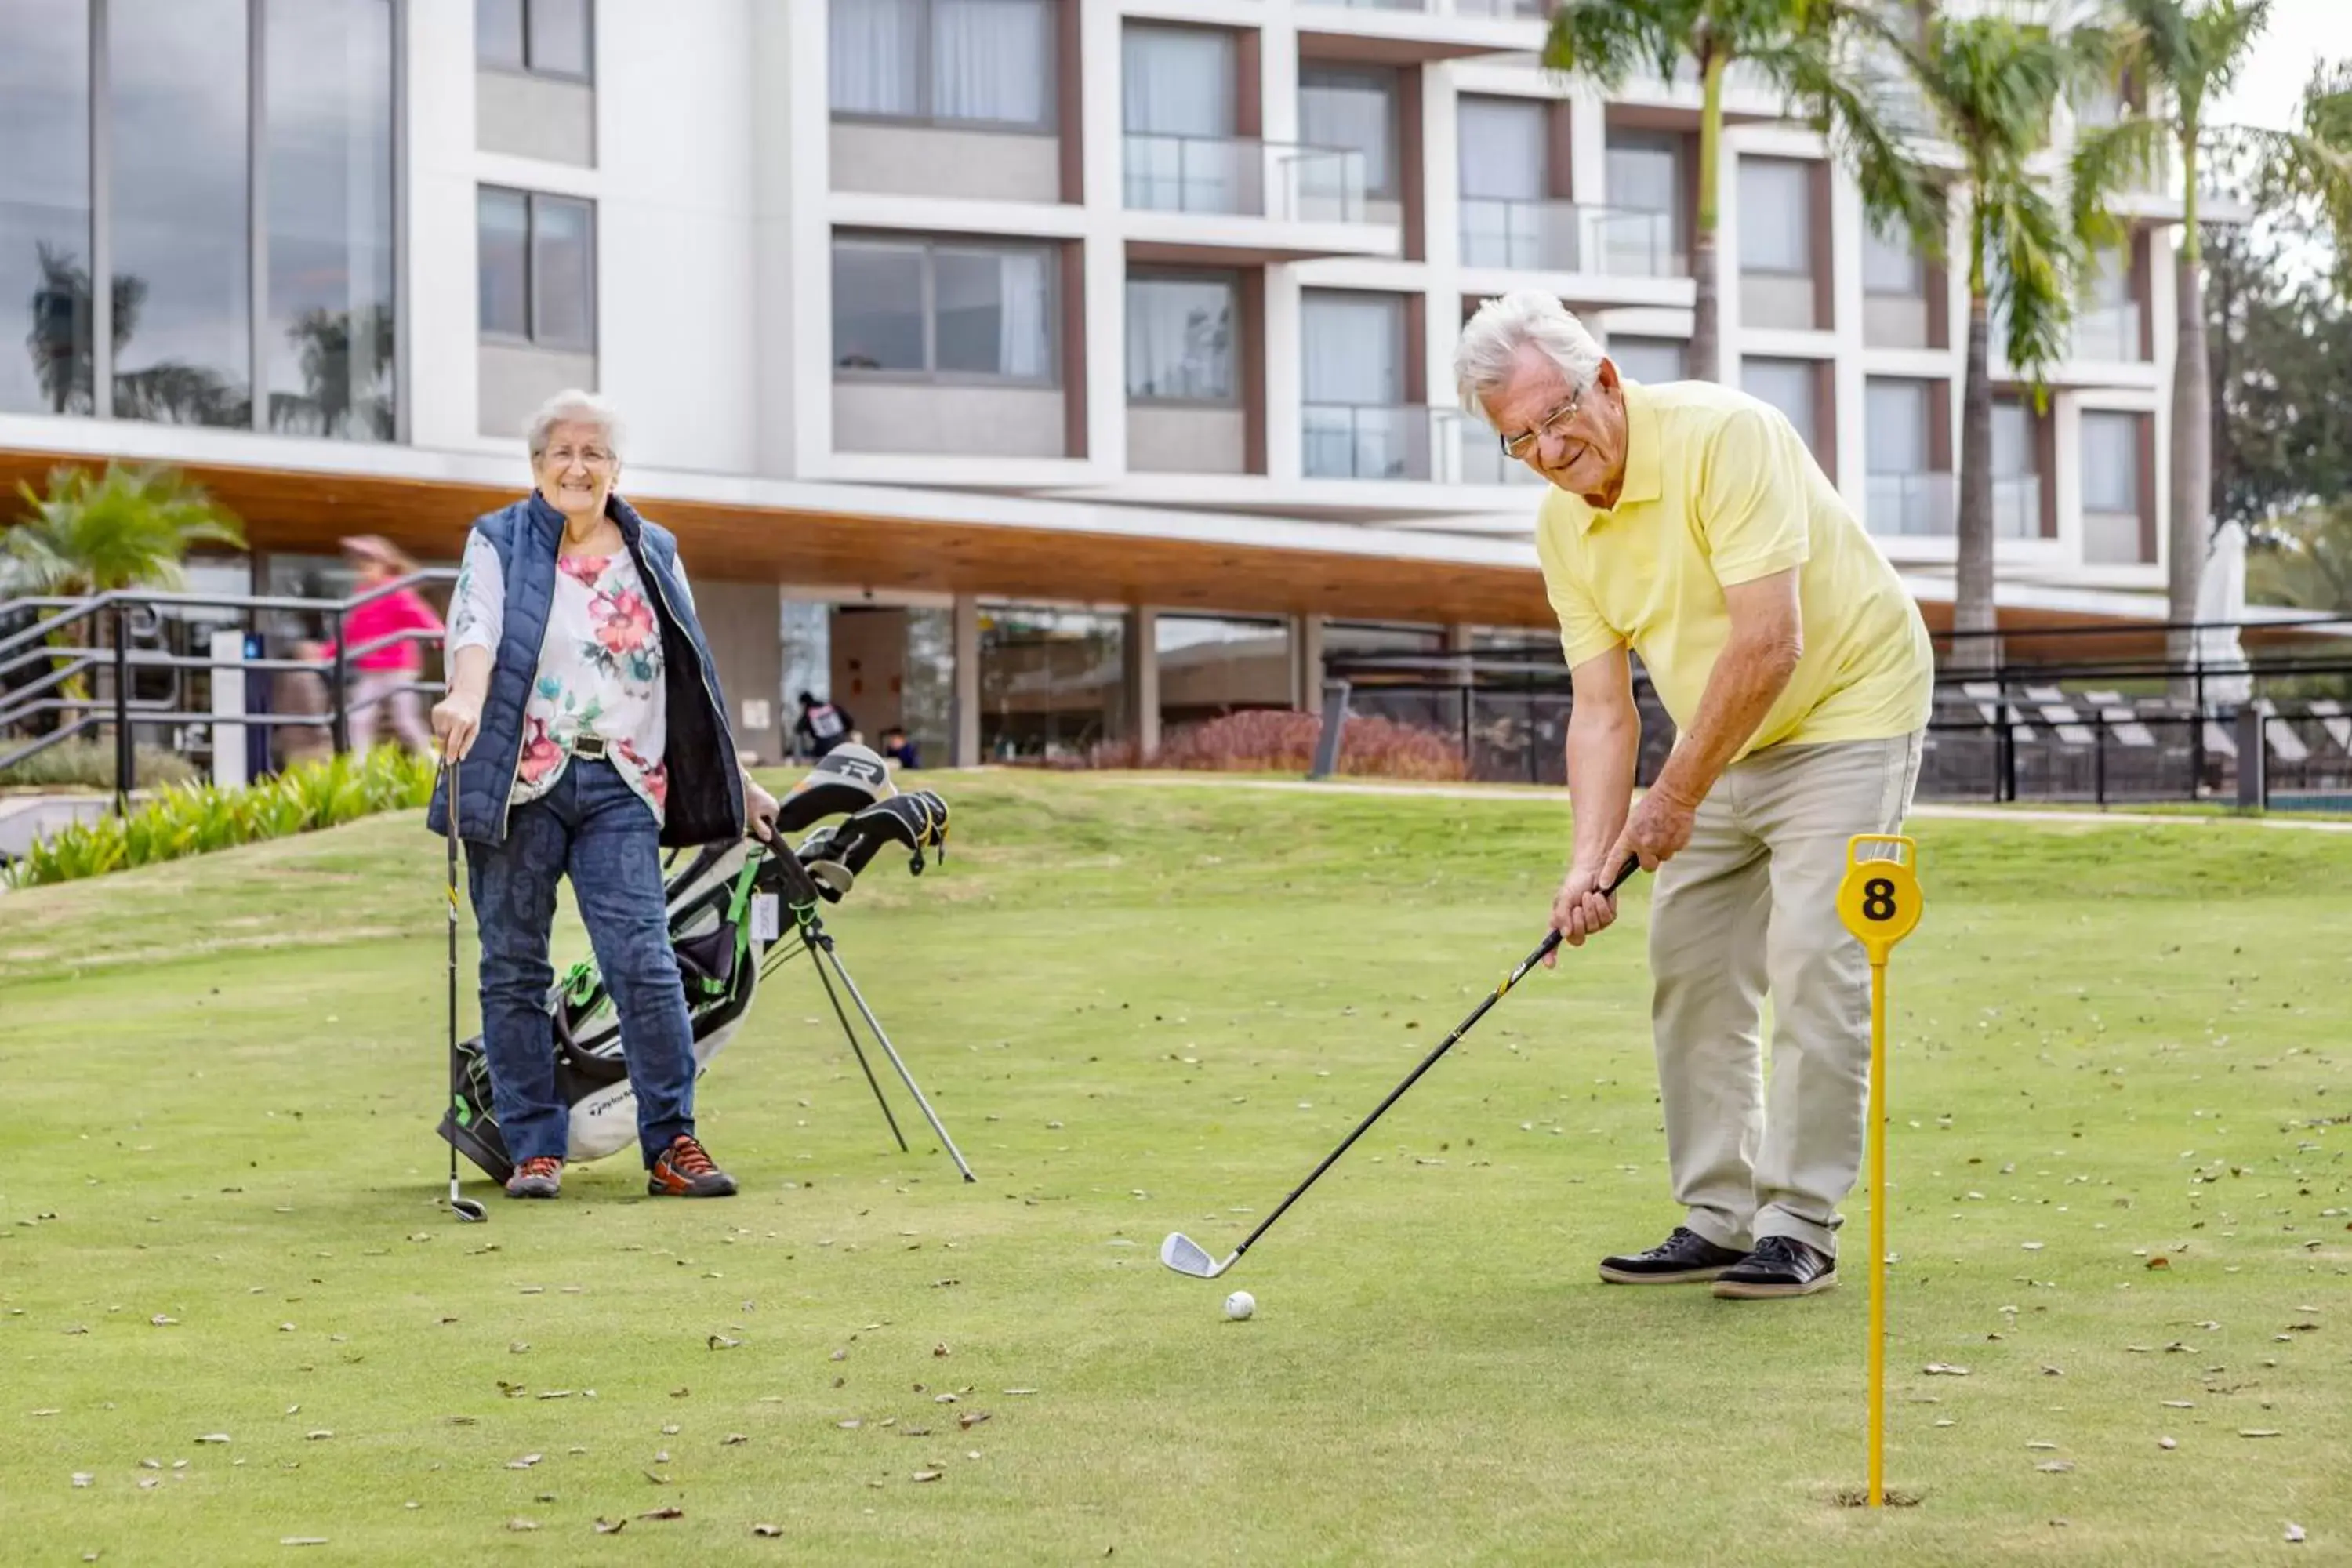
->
<box><xmin>1223</xmin><ymin>1290</ymin><xmax>1255</xmax><ymax>1321</ymax></box>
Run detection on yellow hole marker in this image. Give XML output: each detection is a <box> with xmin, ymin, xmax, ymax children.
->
<box><xmin>1836</xmin><ymin>833</ymin><xmax>1923</xmax><ymax>1509</ymax></box>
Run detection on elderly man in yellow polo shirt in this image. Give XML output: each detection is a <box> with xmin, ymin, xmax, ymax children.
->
<box><xmin>1455</xmin><ymin>290</ymin><xmax>1934</xmax><ymax>1301</ymax></box>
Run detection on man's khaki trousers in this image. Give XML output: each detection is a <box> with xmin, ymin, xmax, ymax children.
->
<box><xmin>1646</xmin><ymin>731</ymin><xmax>1922</xmax><ymax>1258</ymax></box>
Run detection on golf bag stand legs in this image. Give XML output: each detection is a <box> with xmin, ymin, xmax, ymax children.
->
<box><xmin>800</xmin><ymin>916</ymin><xmax>977</xmax><ymax>1184</ymax></box>
<box><xmin>807</xmin><ymin>937</ymin><xmax>909</xmax><ymax>1154</ymax></box>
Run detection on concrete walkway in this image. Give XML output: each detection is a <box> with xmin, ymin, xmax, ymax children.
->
<box><xmin>0</xmin><ymin>793</ymin><xmax>111</xmax><ymax>862</ymax></box>
<box><xmin>1087</xmin><ymin>771</ymin><xmax>2352</xmax><ymax>834</ymax></box>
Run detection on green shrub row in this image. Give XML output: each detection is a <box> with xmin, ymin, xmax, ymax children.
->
<box><xmin>4</xmin><ymin>746</ymin><xmax>436</xmax><ymax>888</ymax></box>
<box><xmin>0</xmin><ymin>738</ymin><xmax>201</xmax><ymax>790</ymax></box>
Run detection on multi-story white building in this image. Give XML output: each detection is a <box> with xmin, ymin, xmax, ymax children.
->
<box><xmin>0</xmin><ymin>0</ymin><xmax>2213</xmax><ymax>764</ymax></box>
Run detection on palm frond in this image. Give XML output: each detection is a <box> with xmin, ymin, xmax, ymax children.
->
<box><xmin>1985</xmin><ymin>176</ymin><xmax>2078</xmax><ymax>388</ymax></box>
<box><xmin>1541</xmin><ymin>0</ymin><xmax>1691</xmax><ymax>90</ymax></box>
<box><xmin>1751</xmin><ymin>30</ymin><xmax>1947</xmax><ymax>256</ymax></box>
<box><xmin>2184</xmin><ymin>0</ymin><xmax>2271</xmax><ymax>102</ymax></box>
<box><xmin>2067</xmin><ymin>114</ymin><xmax>2169</xmax><ymax>248</ymax></box>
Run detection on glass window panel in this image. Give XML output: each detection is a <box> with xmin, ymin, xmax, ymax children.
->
<box><xmin>1122</xmin><ymin>23</ymin><xmax>1233</xmax><ymax>137</ymax></box>
<box><xmin>1300</xmin><ymin>65</ymin><xmax>1396</xmax><ymax>198</ymax></box>
<box><xmin>1741</xmin><ymin>358</ymin><xmax>1815</xmax><ymax>452</ymax></box>
<box><xmin>977</xmin><ymin>604</ymin><xmax>1126</xmax><ymax>760</ymax></box>
<box><xmin>829</xmin><ymin>0</ymin><xmax>922</xmax><ymax>117</ymax></box>
<box><xmin>831</xmin><ymin>240</ymin><xmax>924</xmax><ymax>371</ymax></box>
<box><xmin>475</xmin><ymin>0</ymin><xmax>522</xmax><ymax>68</ymax></box>
<box><xmin>2081</xmin><ymin>412</ymin><xmax>2138</xmax><ymax>513</ymax></box>
<box><xmin>265</xmin><ymin>0</ymin><xmax>395</xmax><ymax>440</ymax></box>
<box><xmin>1607</xmin><ymin>336</ymin><xmax>1684</xmax><ymax>383</ymax></box>
<box><xmin>477</xmin><ymin>187</ymin><xmax>529</xmax><ymax>337</ymax></box>
<box><xmin>525</xmin><ymin>0</ymin><xmax>590</xmax><ymax>78</ymax></box>
<box><xmin>111</xmin><ymin>0</ymin><xmax>251</xmax><ymax>426</ymax></box>
<box><xmin>1738</xmin><ymin>157</ymin><xmax>1809</xmax><ymax>274</ymax></box>
<box><xmin>1864</xmin><ymin>377</ymin><xmax>1928</xmax><ymax>471</ymax></box>
<box><xmin>1457</xmin><ymin>96</ymin><xmax>1544</xmax><ymax>201</ymax></box>
<box><xmin>1991</xmin><ymin>400</ymin><xmax>2034</xmax><ymax>476</ymax></box>
<box><xmin>1301</xmin><ymin>290</ymin><xmax>1400</xmax><ymax>403</ymax></box>
<box><xmin>1126</xmin><ymin>274</ymin><xmax>1235</xmax><ymax>401</ymax></box>
<box><xmin>530</xmin><ymin>194</ymin><xmax>594</xmax><ymax>350</ymax></box>
<box><xmin>931</xmin><ymin>0</ymin><xmax>1051</xmax><ymax>128</ymax></box>
<box><xmin>935</xmin><ymin>246</ymin><xmax>1051</xmax><ymax>378</ymax></box>
<box><xmin>1861</xmin><ymin>221</ymin><xmax>1922</xmax><ymax>296</ymax></box>
<box><xmin>1156</xmin><ymin>615</ymin><xmax>1292</xmax><ymax>724</ymax></box>
<box><xmin>0</xmin><ymin>0</ymin><xmax>93</xmax><ymax>415</ymax></box>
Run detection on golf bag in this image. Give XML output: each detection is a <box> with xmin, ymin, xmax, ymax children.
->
<box><xmin>437</xmin><ymin>744</ymin><xmax>951</xmax><ymax>1183</ymax></box>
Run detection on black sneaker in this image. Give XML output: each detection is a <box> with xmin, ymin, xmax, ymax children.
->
<box><xmin>1712</xmin><ymin>1236</ymin><xmax>1838</xmax><ymax>1299</ymax></box>
<box><xmin>1599</xmin><ymin>1225</ymin><xmax>1747</xmax><ymax>1285</ymax></box>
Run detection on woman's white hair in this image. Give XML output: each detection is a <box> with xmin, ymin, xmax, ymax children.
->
<box><xmin>1453</xmin><ymin>290</ymin><xmax>1606</xmax><ymax>427</ymax></box>
<box><xmin>526</xmin><ymin>389</ymin><xmax>626</xmax><ymax>462</ymax></box>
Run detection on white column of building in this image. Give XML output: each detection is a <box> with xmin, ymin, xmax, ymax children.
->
<box><xmin>1421</xmin><ymin>63</ymin><xmax>1463</xmax><ymax>472</ymax></box>
<box><xmin>771</xmin><ymin>0</ymin><xmax>833</xmax><ymax>478</ymax></box>
<box><xmin>952</xmin><ymin>595</ymin><xmax>982</xmax><ymax>768</ymax></box>
<box><xmin>401</xmin><ymin>0</ymin><xmax>482</xmax><ymax>451</ymax></box>
<box><xmin>1294</xmin><ymin>614</ymin><xmax>1325</xmax><ymax>713</ymax></box>
<box><xmin>1259</xmin><ymin>4</ymin><xmax>1304</xmax><ymax>481</ymax></box>
<box><xmin>1082</xmin><ymin>0</ymin><xmax>1127</xmax><ymax>474</ymax></box>
<box><xmin>1126</xmin><ymin>606</ymin><xmax>1162</xmax><ymax>754</ymax></box>
<box><xmin>1827</xmin><ymin>157</ymin><xmax>1870</xmax><ymax>507</ymax></box>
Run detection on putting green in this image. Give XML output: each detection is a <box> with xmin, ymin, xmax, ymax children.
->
<box><xmin>1</xmin><ymin>771</ymin><xmax>2344</xmax><ymax>1564</ymax></box>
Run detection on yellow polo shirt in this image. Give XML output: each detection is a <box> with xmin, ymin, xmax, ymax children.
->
<box><xmin>1534</xmin><ymin>379</ymin><xmax>1933</xmax><ymax>760</ymax></box>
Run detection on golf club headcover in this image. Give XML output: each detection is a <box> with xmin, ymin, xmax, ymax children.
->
<box><xmin>793</xmin><ymin>792</ymin><xmax>951</xmax><ymax>902</ymax></box>
<box><xmin>775</xmin><ymin>742</ymin><xmax>895</xmax><ymax>834</ymax></box>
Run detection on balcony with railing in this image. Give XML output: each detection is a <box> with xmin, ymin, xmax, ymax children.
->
<box><xmin>1994</xmin><ymin>475</ymin><xmax>2042</xmax><ymax>539</ymax></box>
<box><xmin>1124</xmin><ymin>133</ymin><xmax>1370</xmax><ymax>222</ymax></box>
<box><xmin>1302</xmin><ymin>404</ymin><xmax>1460</xmax><ymax>481</ymax></box>
<box><xmin>1866</xmin><ymin>472</ymin><xmax>1958</xmax><ymax>538</ymax></box>
<box><xmin>1457</xmin><ymin>423</ymin><xmax>1547</xmax><ymax>486</ymax></box>
<box><xmin>2070</xmin><ymin>302</ymin><xmax>2143</xmax><ymax>364</ymax></box>
<box><xmin>1457</xmin><ymin>199</ymin><xmax>1679</xmax><ymax>277</ymax></box>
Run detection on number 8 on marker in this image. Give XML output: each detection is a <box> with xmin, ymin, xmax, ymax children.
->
<box><xmin>1838</xmin><ymin>837</ymin><xmax>1922</xmax><ymax>960</ymax></box>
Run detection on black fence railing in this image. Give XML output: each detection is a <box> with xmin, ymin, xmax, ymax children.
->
<box><xmin>0</xmin><ymin>575</ymin><xmax>454</xmax><ymax>814</ymax></box>
<box><xmin>1316</xmin><ymin>613</ymin><xmax>2352</xmax><ymax>810</ymax></box>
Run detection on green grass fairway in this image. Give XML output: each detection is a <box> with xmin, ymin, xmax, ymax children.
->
<box><xmin>2</xmin><ymin>772</ymin><xmax>2347</xmax><ymax>1566</ymax></box>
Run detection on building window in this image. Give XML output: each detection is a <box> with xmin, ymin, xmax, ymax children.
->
<box><xmin>1157</xmin><ymin>615</ymin><xmax>1293</xmax><ymax>727</ymax></box>
<box><xmin>829</xmin><ymin>0</ymin><xmax>1056</xmax><ymax>132</ymax></box>
<box><xmin>978</xmin><ymin>604</ymin><xmax>1126</xmax><ymax>760</ymax></box>
<box><xmin>1603</xmin><ymin>129</ymin><xmax>1682</xmax><ymax>275</ymax></box>
<box><xmin>831</xmin><ymin>235</ymin><xmax>1055</xmax><ymax>383</ymax></box>
<box><xmin>1608</xmin><ymin>336</ymin><xmax>1685</xmax><ymax>383</ymax></box>
<box><xmin>0</xmin><ymin>0</ymin><xmax>397</xmax><ymax>435</ymax></box>
<box><xmin>1741</xmin><ymin>357</ymin><xmax>1817</xmax><ymax>457</ymax></box>
<box><xmin>1864</xmin><ymin>376</ymin><xmax>1951</xmax><ymax>536</ymax></box>
<box><xmin>476</xmin><ymin>0</ymin><xmax>592</xmax><ymax>82</ymax></box>
<box><xmin>1457</xmin><ymin>95</ymin><xmax>1548</xmax><ymax>269</ymax></box>
<box><xmin>478</xmin><ymin>187</ymin><xmax>596</xmax><ymax>351</ymax></box>
<box><xmin>1862</xmin><ymin>221</ymin><xmax>1923</xmax><ymax>296</ymax></box>
<box><xmin>1302</xmin><ymin>289</ymin><xmax>1414</xmax><ymax>478</ymax></box>
<box><xmin>2080</xmin><ymin>409</ymin><xmax>2146</xmax><ymax>564</ymax></box>
<box><xmin>1738</xmin><ymin>157</ymin><xmax>1810</xmax><ymax>275</ymax></box>
<box><xmin>1123</xmin><ymin>24</ymin><xmax>1232</xmax><ymax>138</ymax></box>
<box><xmin>1300</xmin><ymin>64</ymin><xmax>1399</xmax><ymax>199</ymax></box>
<box><xmin>1991</xmin><ymin>397</ymin><xmax>2040</xmax><ymax>539</ymax></box>
<box><xmin>1127</xmin><ymin>273</ymin><xmax>1236</xmax><ymax>403</ymax></box>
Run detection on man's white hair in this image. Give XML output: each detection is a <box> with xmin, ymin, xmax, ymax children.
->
<box><xmin>1453</xmin><ymin>290</ymin><xmax>1606</xmax><ymax>427</ymax></box>
<box><xmin>526</xmin><ymin>389</ymin><xmax>626</xmax><ymax>462</ymax></box>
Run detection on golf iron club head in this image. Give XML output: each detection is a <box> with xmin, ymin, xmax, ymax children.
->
<box><xmin>1160</xmin><ymin>1232</ymin><xmax>1235</xmax><ymax>1279</ymax></box>
<box><xmin>450</xmin><ymin>1181</ymin><xmax>488</xmax><ymax>1224</ymax></box>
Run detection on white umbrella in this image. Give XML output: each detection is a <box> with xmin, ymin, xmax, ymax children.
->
<box><xmin>2193</xmin><ymin>521</ymin><xmax>2254</xmax><ymax>706</ymax></box>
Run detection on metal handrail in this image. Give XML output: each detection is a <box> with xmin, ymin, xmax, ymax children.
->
<box><xmin>0</xmin><ymin>572</ymin><xmax>454</xmax><ymax>809</ymax></box>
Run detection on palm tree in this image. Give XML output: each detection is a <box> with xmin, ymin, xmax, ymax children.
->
<box><xmin>2</xmin><ymin>463</ymin><xmax>245</xmax><ymax>735</ymax></box>
<box><xmin>2069</xmin><ymin>2</ymin><xmax>2352</xmax><ymax>666</ymax></box>
<box><xmin>1889</xmin><ymin>10</ymin><xmax>2104</xmax><ymax>672</ymax></box>
<box><xmin>1542</xmin><ymin>0</ymin><xmax>1940</xmax><ymax>383</ymax></box>
<box><xmin>26</xmin><ymin>245</ymin><xmax>145</xmax><ymax>416</ymax></box>
<box><xmin>2</xmin><ymin>464</ymin><xmax>245</xmax><ymax>597</ymax></box>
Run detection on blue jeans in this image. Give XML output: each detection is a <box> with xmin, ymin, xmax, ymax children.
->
<box><xmin>467</xmin><ymin>758</ymin><xmax>695</xmax><ymax>1169</ymax></box>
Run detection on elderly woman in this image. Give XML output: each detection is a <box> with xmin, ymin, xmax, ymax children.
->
<box><xmin>430</xmin><ymin>390</ymin><xmax>779</xmax><ymax>1201</ymax></box>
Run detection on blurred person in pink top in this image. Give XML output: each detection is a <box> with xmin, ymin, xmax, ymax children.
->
<box><xmin>336</xmin><ymin>535</ymin><xmax>443</xmax><ymax>755</ymax></box>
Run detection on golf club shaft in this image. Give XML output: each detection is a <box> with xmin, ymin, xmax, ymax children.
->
<box><xmin>443</xmin><ymin>756</ymin><xmax>467</xmax><ymax>1210</ymax></box>
<box><xmin>1225</xmin><ymin>855</ymin><xmax>1642</xmax><ymax>1265</ymax></box>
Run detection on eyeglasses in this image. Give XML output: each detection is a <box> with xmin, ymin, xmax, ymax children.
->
<box><xmin>1499</xmin><ymin>386</ymin><xmax>1586</xmax><ymax>460</ymax></box>
<box><xmin>543</xmin><ymin>445</ymin><xmax>615</xmax><ymax>469</ymax></box>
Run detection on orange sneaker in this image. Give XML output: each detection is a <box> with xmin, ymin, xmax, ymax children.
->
<box><xmin>648</xmin><ymin>1134</ymin><xmax>736</xmax><ymax>1198</ymax></box>
<box><xmin>505</xmin><ymin>1156</ymin><xmax>562</xmax><ymax>1199</ymax></box>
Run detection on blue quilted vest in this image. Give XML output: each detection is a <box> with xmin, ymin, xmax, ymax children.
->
<box><xmin>426</xmin><ymin>492</ymin><xmax>744</xmax><ymax>849</ymax></box>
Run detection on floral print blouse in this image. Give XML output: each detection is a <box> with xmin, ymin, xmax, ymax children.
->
<box><xmin>448</xmin><ymin>532</ymin><xmax>688</xmax><ymax>825</ymax></box>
